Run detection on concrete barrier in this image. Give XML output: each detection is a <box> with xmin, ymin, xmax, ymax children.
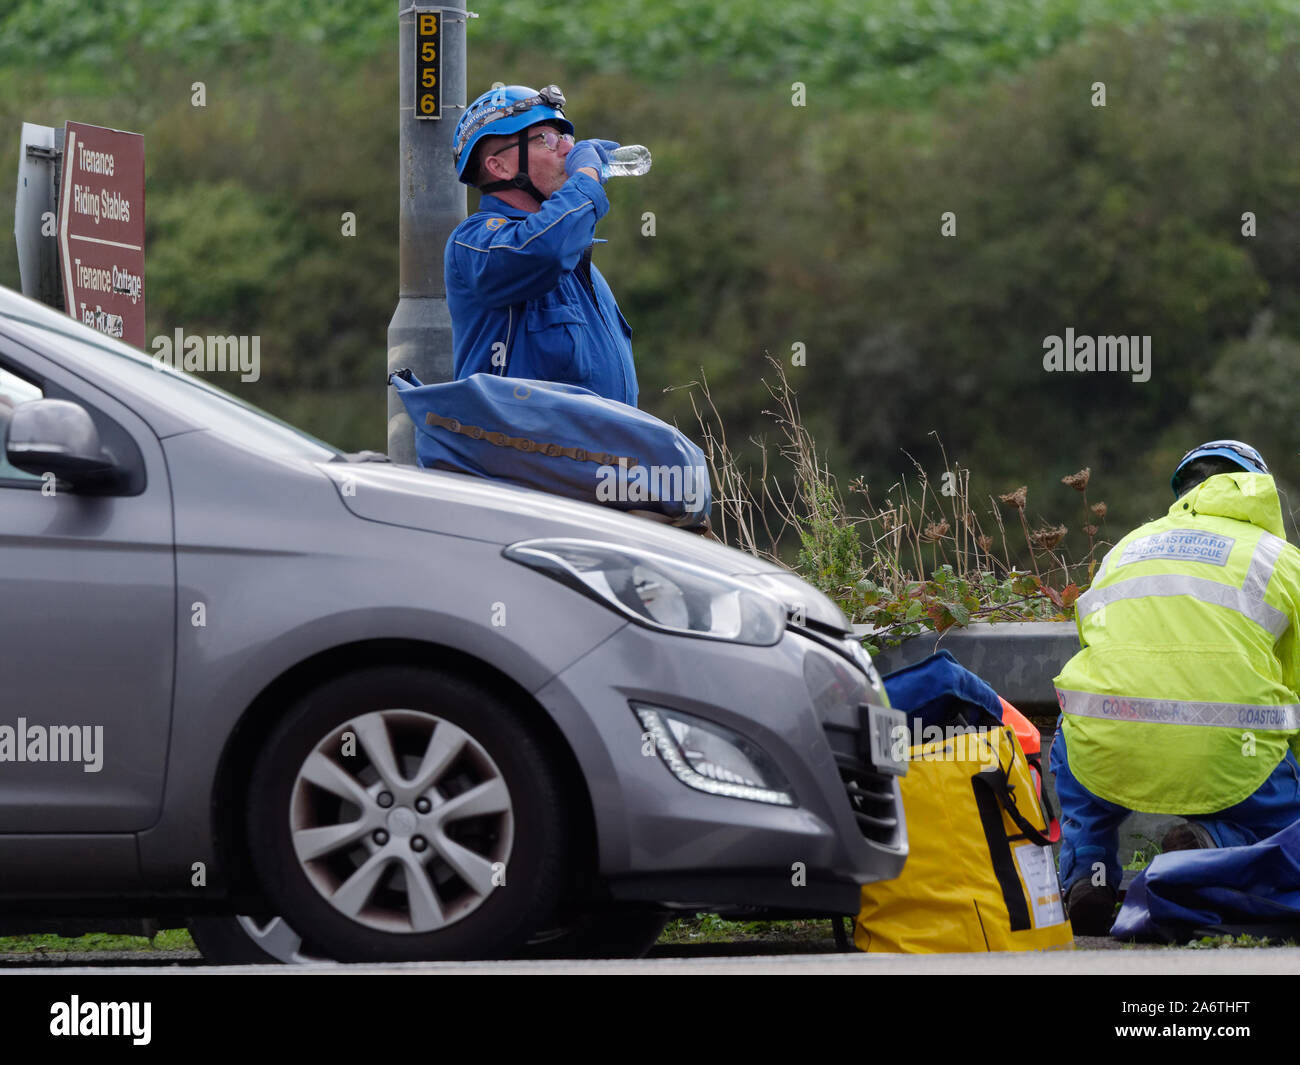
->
<box><xmin>855</xmin><ymin>620</ymin><xmax>1079</xmax><ymax>716</ymax></box>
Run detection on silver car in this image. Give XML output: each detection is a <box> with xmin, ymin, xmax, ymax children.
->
<box><xmin>0</xmin><ymin>284</ymin><xmax>906</xmax><ymax>962</ymax></box>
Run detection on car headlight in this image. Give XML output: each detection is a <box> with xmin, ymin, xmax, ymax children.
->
<box><xmin>633</xmin><ymin>704</ymin><xmax>794</xmax><ymax>806</ymax></box>
<box><xmin>503</xmin><ymin>538</ymin><xmax>786</xmax><ymax>646</ymax></box>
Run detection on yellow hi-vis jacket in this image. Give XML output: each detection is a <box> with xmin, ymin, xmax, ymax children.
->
<box><xmin>1054</xmin><ymin>471</ymin><xmax>1300</xmax><ymax>814</ymax></box>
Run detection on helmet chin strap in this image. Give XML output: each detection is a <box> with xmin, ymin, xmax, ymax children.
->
<box><xmin>479</xmin><ymin>129</ymin><xmax>547</xmax><ymax>204</ymax></box>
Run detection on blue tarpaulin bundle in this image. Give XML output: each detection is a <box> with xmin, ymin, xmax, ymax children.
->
<box><xmin>389</xmin><ymin>370</ymin><xmax>712</xmax><ymax>527</ymax></box>
<box><xmin>1112</xmin><ymin>820</ymin><xmax>1300</xmax><ymax>942</ymax></box>
<box><xmin>881</xmin><ymin>650</ymin><xmax>1005</xmax><ymax>729</ymax></box>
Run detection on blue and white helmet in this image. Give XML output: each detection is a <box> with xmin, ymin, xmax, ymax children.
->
<box><xmin>453</xmin><ymin>84</ymin><xmax>573</xmax><ymax>184</ymax></box>
<box><xmin>1171</xmin><ymin>439</ymin><xmax>1270</xmax><ymax>496</ymax></box>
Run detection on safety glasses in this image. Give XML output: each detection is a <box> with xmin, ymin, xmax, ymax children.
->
<box><xmin>487</xmin><ymin>127</ymin><xmax>574</xmax><ymax>158</ymax></box>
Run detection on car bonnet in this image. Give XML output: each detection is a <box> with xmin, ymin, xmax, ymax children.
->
<box><xmin>319</xmin><ymin>462</ymin><xmax>849</xmax><ymax>630</ymax></box>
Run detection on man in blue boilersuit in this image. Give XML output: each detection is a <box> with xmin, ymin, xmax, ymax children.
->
<box><xmin>446</xmin><ymin>84</ymin><xmax>638</xmax><ymax>407</ymax></box>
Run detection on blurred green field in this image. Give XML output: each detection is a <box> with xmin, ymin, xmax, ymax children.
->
<box><xmin>5</xmin><ymin>0</ymin><xmax>1299</xmax><ymax>104</ymax></box>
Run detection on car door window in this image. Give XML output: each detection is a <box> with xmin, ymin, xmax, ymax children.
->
<box><xmin>0</xmin><ymin>364</ymin><xmax>44</xmax><ymax>484</ymax></box>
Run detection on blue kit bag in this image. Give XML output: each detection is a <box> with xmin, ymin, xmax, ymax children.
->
<box><xmin>881</xmin><ymin>650</ymin><xmax>1005</xmax><ymax>731</ymax></box>
<box><xmin>389</xmin><ymin>370</ymin><xmax>712</xmax><ymax>527</ymax></box>
<box><xmin>1112</xmin><ymin>819</ymin><xmax>1300</xmax><ymax>942</ymax></box>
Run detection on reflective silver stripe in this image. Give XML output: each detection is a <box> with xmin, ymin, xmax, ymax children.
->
<box><xmin>1077</xmin><ymin>574</ymin><xmax>1289</xmax><ymax>638</ymax></box>
<box><xmin>1058</xmin><ymin>688</ymin><xmax>1300</xmax><ymax>730</ymax></box>
<box><xmin>1244</xmin><ymin>531</ymin><xmax>1286</xmax><ymax>602</ymax></box>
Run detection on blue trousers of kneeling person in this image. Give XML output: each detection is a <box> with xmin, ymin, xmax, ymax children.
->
<box><xmin>1049</xmin><ymin>716</ymin><xmax>1300</xmax><ymax>894</ymax></box>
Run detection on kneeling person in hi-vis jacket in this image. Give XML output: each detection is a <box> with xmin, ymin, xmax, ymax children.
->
<box><xmin>445</xmin><ymin>83</ymin><xmax>638</xmax><ymax>407</ymax></box>
<box><xmin>1052</xmin><ymin>440</ymin><xmax>1300</xmax><ymax>935</ymax></box>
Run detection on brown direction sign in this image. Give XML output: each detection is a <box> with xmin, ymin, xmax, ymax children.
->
<box><xmin>57</xmin><ymin>122</ymin><xmax>146</xmax><ymax>347</ymax></box>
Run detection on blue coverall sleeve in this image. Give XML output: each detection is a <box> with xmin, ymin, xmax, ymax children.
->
<box><xmin>449</xmin><ymin>173</ymin><xmax>610</xmax><ymax>309</ymax></box>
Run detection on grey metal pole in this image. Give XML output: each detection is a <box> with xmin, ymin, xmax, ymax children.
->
<box><xmin>14</xmin><ymin>123</ymin><xmax>64</xmax><ymax>309</ymax></box>
<box><xmin>386</xmin><ymin>3</ymin><xmax>470</xmax><ymax>464</ymax></box>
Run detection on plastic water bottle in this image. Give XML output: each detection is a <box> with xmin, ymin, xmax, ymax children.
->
<box><xmin>603</xmin><ymin>145</ymin><xmax>652</xmax><ymax>178</ymax></box>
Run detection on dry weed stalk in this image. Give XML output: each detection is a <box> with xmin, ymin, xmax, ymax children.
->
<box><xmin>685</xmin><ymin>357</ymin><xmax>1101</xmax><ymax>597</ymax></box>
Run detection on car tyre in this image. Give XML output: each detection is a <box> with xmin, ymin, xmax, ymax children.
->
<box><xmin>187</xmin><ymin>913</ymin><xmax>332</xmax><ymax>965</ymax></box>
<box><xmin>246</xmin><ymin>666</ymin><xmax>572</xmax><ymax>962</ymax></box>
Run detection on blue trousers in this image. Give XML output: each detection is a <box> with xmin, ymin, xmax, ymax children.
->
<box><xmin>1050</xmin><ymin>716</ymin><xmax>1300</xmax><ymax>893</ymax></box>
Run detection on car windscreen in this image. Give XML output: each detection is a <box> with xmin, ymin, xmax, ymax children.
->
<box><xmin>0</xmin><ymin>302</ymin><xmax>344</xmax><ymax>462</ymax></box>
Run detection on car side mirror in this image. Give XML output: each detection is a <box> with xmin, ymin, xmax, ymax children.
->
<box><xmin>5</xmin><ymin>398</ymin><xmax>119</xmax><ymax>486</ymax></box>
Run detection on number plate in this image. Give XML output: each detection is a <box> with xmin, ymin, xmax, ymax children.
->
<box><xmin>861</xmin><ymin>703</ymin><xmax>908</xmax><ymax>777</ymax></box>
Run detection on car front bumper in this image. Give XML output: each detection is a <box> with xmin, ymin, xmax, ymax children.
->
<box><xmin>533</xmin><ymin>624</ymin><xmax>908</xmax><ymax>916</ymax></box>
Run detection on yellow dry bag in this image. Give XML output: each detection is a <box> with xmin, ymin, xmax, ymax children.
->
<box><xmin>856</xmin><ymin>724</ymin><xmax>1074</xmax><ymax>952</ymax></box>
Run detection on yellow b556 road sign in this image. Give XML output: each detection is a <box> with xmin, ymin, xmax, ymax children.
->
<box><xmin>415</xmin><ymin>10</ymin><xmax>441</xmax><ymax>119</ymax></box>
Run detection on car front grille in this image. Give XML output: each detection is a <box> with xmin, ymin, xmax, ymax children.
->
<box><xmin>840</xmin><ymin>765</ymin><xmax>900</xmax><ymax>845</ymax></box>
<box><xmin>821</xmin><ymin>720</ymin><xmax>903</xmax><ymax>848</ymax></box>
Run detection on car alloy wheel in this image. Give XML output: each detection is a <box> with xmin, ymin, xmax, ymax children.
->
<box><xmin>246</xmin><ymin>666</ymin><xmax>572</xmax><ymax>962</ymax></box>
<box><xmin>288</xmin><ymin>708</ymin><xmax>513</xmax><ymax>934</ymax></box>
